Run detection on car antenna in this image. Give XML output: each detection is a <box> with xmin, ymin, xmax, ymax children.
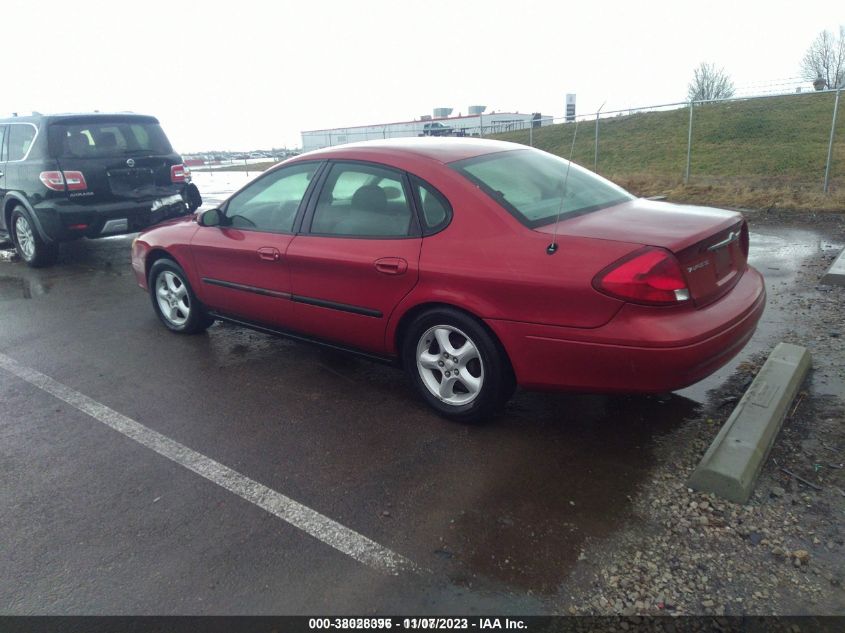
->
<box><xmin>546</xmin><ymin>118</ymin><xmax>579</xmax><ymax>255</ymax></box>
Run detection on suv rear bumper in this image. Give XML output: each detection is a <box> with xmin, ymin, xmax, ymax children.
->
<box><xmin>31</xmin><ymin>192</ymin><xmax>189</xmax><ymax>242</ymax></box>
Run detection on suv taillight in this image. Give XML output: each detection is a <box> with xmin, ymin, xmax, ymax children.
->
<box><xmin>39</xmin><ymin>170</ymin><xmax>88</xmax><ymax>192</ymax></box>
<box><xmin>593</xmin><ymin>247</ymin><xmax>690</xmax><ymax>306</ymax></box>
<box><xmin>170</xmin><ymin>164</ymin><xmax>187</xmax><ymax>183</ymax></box>
<box><xmin>63</xmin><ymin>171</ymin><xmax>87</xmax><ymax>191</ymax></box>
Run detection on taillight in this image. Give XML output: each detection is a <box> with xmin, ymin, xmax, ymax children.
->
<box><xmin>170</xmin><ymin>164</ymin><xmax>187</xmax><ymax>183</ymax></box>
<box><xmin>594</xmin><ymin>247</ymin><xmax>690</xmax><ymax>306</ymax></box>
<box><xmin>39</xmin><ymin>171</ymin><xmax>66</xmax><ymax>191</ymax></box>
<box><xmin>39</xmin><ymin>170</ymin><xmax>87</xmax><ymax>192</ymax></box>
<box><xmin>63</xmin><ymin>171</ymin><xmax>87</xmax><ymax>191</ymax></box>
<box><xmin>739</xmin><ymin>221</ymin><xmax>749</xmax><ymax>257</ymax></box>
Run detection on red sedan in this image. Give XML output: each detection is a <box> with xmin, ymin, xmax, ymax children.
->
<box><xmin>131</xmin><ymin>138</ymin><xmax>765</xmax><ymax>422</ymax></box>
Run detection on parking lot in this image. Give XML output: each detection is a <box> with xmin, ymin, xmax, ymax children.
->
<box><xmin>2</xmin><ymin>172</ymin><xmax>844</xmax><ymax>615</ymax></box>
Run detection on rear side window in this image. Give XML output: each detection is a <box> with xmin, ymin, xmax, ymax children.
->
<box><xmin>7</xmin><ymin>124</ymin><xmax>37</xmax><ymax>161</ymax></box>
<box><xmin>452</xmin><ymin>148</ymin><xmax>633</xmax><ymax>228</ymax></box>
<box><xmin>47</xmin><ymin>120</ymin><xmax>173</xmax><ymax>158</ymax></box>
<box><xmin>310</xmin><ymin>162</ymin><xmax>416</xmax><ymax>238</ymax></box>
<box><xmin>412</xmin><ymin>176</ymin><xmax>451</xmax><ymax>233</ymax></box>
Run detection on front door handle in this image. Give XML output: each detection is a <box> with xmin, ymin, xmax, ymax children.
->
<box><xmin>258</xmin><ymin>247</ymin><xmax>282</xmax><ymax>261</ymax></box>
<box><xmin>374</xmin><ymin>257</ymin><xmax>408</xmax><ymax>275</ymax></box>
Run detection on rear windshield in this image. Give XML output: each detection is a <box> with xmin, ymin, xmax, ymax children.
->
<box><xmin>451</xmin><ymin>148</ymin><xmax>633</xmax><ymax>228</ymax></box>
<box><xmin>48</xmin><ymin>119</ymin><xmax>173</xmax><ymax>158</ymax></box>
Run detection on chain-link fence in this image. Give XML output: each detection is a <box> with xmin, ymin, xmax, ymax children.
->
<box><xmin>493</xmin><ymin>89</ymin><xmax>844</xmax><ymax>201</ymax></box>
<box><xmin>294</xmin><ymin>89</ymin><xmax>843</xmax><ymax>206</ymax></box>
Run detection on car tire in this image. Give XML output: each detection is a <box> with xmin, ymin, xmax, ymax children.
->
<box><xmin>402</xmin><ymin>307</ymin><xmax>515</xmax><ymax>423</ymax></box>
<box><xmin>185</xmin><ymin>183</ymin><xmax>202</xmax><ymax>212</ymax></box>
<box><xmin>148</xmin><ymin>258</ymin><xmax>214</xmax><ymax>334</ymax></box>
<box><xmin>11</xmin><ymin>206</ymin><xmax>59</xmax><ymax>268</ymax></box>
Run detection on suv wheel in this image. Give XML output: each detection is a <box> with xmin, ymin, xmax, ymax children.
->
<box><xmin>11</xmin><ymin>206</ymin><xmax>59</xmax><ymax>268</ymax></box>
<box><xmin>402</xmin><ymin>308</ymin><xmax>515</xmax><ymax>423</ymax></box>
<box><xmin>186</xmin><ymin>183</ymin><xmax>203</xmax><ymax>212</ymax></box>
<box><xmin>148</xmin><ymin>259</ymin><xmax>214</xmax><ymax>334</ymax></box>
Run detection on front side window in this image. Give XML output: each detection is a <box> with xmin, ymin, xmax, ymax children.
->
<box><xmin>310</xmin><ymin>163</ymin><xmax>415</xmax><ymax>237</ymax></box>
<box><xmin>451</xmin><ymin>148</ymin><xmax>633</xmax><ymax>228</ymax></box>
<box><xmin>225</xmin><ymin>162</ymin><xmax>318</xmax><ymax>233</ymax></box>
<box><xmin>7</xmin><ymin>124</ymin><xmax>37</xmax><ymax>161</ymax></box>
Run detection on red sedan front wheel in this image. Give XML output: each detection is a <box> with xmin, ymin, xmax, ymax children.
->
<box><xmin>148</xmin><ymin>259</ymin><xmax>215</xmax><ymax>334</ymax></box>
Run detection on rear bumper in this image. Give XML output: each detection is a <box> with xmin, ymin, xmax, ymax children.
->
<box><xmin>32</xmin><ymin>191</ymin><xmax>189</xmax><ymax>242</ymax></box>
<box><xmin>488</xmin><ymin>266</ymin><xmax>766</xmax><ymax>392</ymax></box>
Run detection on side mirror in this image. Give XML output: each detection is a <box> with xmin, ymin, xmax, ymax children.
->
<box><xmin>198</xmin><ymin>208</ymin><xmax>222</xmax><ymax>227</ymax></box>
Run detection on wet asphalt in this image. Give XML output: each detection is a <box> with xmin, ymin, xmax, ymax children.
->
<box><xmin>1</xmin><ymin>176</ymin><xmax>842</xmax><ymax>614</ymax></box>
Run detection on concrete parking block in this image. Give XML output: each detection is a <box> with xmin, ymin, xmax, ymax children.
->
<box><xmin>688</xmin><ymin>343</ymin><xmax>811</xmax><ymax>504</ymax></box>
<box><xmin>821</xmin><ymin>248</ymin><xmax>845</xmax><ymax>286</ymax></box>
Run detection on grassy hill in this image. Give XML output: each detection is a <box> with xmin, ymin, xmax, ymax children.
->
<box><xmin>492</xmin><ymin>92</ymin><xmax>845</xmax><ymax>211</ymax></box>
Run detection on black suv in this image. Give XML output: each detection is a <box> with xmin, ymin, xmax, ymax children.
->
<box><xmin>0</xmin><ymin>112</ymin><xmax>201</xmax><ymax>267</ymax></box>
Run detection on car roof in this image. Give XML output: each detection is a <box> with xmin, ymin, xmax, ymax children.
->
<box><xmin>298</xmin><ymin>137</ymin><xmax>527</xmax><ymax>165</ymax></box>
<box><xmin>0</xmin><ymin>114</ymin><xmax>42</xmax><ymax>124</ymax></box>
<box><xmin>0</xmin><ymin>112</ymin><xmax>159</xmax><ymax>125</ymax></box>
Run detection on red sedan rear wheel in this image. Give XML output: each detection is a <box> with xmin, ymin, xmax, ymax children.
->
<box><xmin>403</xmin><ymin>307</ymin><xmax>514</xmax><ymax>423</ymax></box>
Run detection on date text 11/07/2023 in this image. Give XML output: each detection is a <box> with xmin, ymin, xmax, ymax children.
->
<box><xmin>308</xmin><ymin>618</ymin><xmax>528</xmax><ymax>630</ymax></box>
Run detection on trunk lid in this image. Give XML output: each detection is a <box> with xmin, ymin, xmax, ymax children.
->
<box><xmin>537</xmin><ymin>198</ymin><xmax>749</xmax><ymax>306</ymax></box>
<box><xmin>55</xmin><ymin>155</ymin><xmax>181</xmax><ymax>204</ymax></box>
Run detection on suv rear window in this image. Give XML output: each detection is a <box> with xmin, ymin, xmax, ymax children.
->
<box><xmin>47</xmin><ymin>119</ymin><xmax>173</xmax><ymax>158</ymax></box>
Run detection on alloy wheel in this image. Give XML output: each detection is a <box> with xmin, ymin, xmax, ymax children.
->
<box><xmin>416</xmin><ymin>325</ymin><xmax>485</xmax><ymax>406</ymax></box>
<box><xmin>156</xmin><ymin>270</ymin><xmax>191</xmax><ymax>327</ymax></box>
<box><xmin>14</xmin><ymin>216</ymin><xmax>35</xmax><ymax>261</ymax></box>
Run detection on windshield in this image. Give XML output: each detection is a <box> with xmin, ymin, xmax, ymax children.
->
<box><xmin>48</xmin><ymin>119</ymin><xmax>173</xmax><ymax>158</ymax></box>
<box><xmin>451</xmin><ymin>148</ymin><xmax>634</xmax><ymax>227</ymax></box>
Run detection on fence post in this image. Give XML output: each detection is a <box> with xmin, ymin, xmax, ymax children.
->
<box><xmin>824</xmin><ymin>87</ymin><xmax>842</xmax><ymax>194</ymax></box>
<box><xmin>529</xmin><ymin>122</ymin><xmax>533</xmax><ymax>146</ymax></box>
<box><xmin>685</xmin><ymin>101</ymin><xmax>694</xmax><ymax>184</ymax></box>
<box><xmin>594</xmin><ymin>112</ymin><xmax>600</xmax><ymax>171</ymax></box>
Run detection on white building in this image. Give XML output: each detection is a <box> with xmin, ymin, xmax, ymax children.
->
<box><xmin>301</xmin><ymin>110</ymin><xmax>553</xmax><ymax>152</ymax></box>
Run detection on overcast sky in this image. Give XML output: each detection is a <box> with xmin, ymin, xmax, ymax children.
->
<box><xmin>3</xmin><ymin>0</ymin><xmax>841</xmax><ymax>152</ymax></box>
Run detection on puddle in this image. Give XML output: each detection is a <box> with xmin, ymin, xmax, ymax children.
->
<box><xmin>0</xmin><ymin>275</ymin><xmax>50</xmax><ymax>300</ymax></box>
<box><xmin>206</xmin><ymin>322</ymin><xmax>299</xmax><ymax>367</ymax></box>
<box><xmin>188</xmin><ymin>317</ymin><xmax>702</xmax><ymax>594</ymax></box>
<box><xmin>749</xmin><ymin>229</ymin><xmax>843</xmax><ymax>288</ymax></box>
<box><xmin>430</xmin><ymin>392</ymin><xmax>700</xmax><ymax>592</ymax></box>
<box><xmin>678</xmin><ymin>228</ymin><xmax>844</xmax><ymax>404</ymax></box>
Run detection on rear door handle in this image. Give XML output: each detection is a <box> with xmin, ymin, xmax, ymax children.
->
<box><xmin>258</xmin><ymin>247</ymin><xmax>282</xmax><ymax>261</ymax></box>
<box><xmin>374</xmin><ymin>257</ymin><xmax>408</xmax><ymax>275</ymax></box>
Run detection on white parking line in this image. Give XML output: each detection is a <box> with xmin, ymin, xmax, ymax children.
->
<box><xmin>0</xmin><ymin>352</ymin><xmax>414</xmax><ymax>575</ymax></box>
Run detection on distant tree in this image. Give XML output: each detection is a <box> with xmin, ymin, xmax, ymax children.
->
<box><xmin>801</xmin><ymin>26</ymin><xmax>845</xmax><ymax>89</ymax></box>
<box><xmin>687</xmin><ymin>62</ymin><xmax>736</xmax><ymax>102</ymax></box>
